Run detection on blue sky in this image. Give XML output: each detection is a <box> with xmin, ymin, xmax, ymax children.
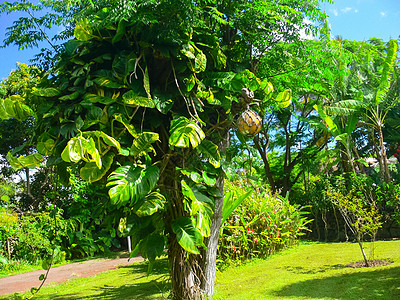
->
<box><xmin>0</xmin><ymin>0</ymin><xmax>399</xmax><ymax>81</ymax></box>
<box><xmin>324</xmin><ymin>0</ymin><xmax>400</xmax><ymax>41</ymax></box>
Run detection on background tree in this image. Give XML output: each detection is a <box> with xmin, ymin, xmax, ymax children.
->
<box><xmin>0</xmin><ymin>63</ymin><xmax>41</xmax><ymax>210</ymax></box>
<box><xmin>253</xmin><ymin>39</ymin><xmax>332</xmax><ymax>195</ymax></box>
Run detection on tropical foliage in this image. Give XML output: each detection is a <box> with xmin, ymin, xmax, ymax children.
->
<box><xmin>219</xmin><ymin>179</ymin><xmax>311</xmax><ymax>265</ymax></box>
<box><xmin>0</xmin><ymin>0</ymin><xmax>330</xmax><ymax>299</ymax></box>
<box><xmin>1</xmin><ymin>0</ymin><xmax>400</xmax><ymax>299</ymax></box>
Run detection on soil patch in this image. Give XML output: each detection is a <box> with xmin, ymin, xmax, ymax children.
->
<box><xmin>346</xmin><ymin>259</ymin><xmax>393</xmax><ymax>268</ymax></box>
<box><xmin>0</xmin><ymin>255</ymin><xmax>144</xmax><ymax>296</ymax></box>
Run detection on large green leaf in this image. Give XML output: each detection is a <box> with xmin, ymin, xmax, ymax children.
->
<box><xmin>181</xmin><ymin>181</ymin><xmax>214</xmax><ymax>237</ymax></box>
<box><xmin>37</xmin><ymin>139</ymin><xmax>55</xmax><ymax>155</ymax></box>
<box><xmin>260</xmin><ymin>79</ymin><xmax>274</xmax><ymax>95</ymax></box>
<box><xmin>314</xmin><ymin>104</ymin><xmax>339</xmax><ymax>136</ymax></box>
<box><xmin>130</xmin><ymin>132</ymin><xmax>159</xmax><ymax>157</ymax></box>
<box><xmin>275</xmin><ymin>89</ymin><xmax>292</xmax><ymax>108</ymax></box>
<box><xmin>112</xmin><ymin>52</ymin><xmax>137</xmax><ymax>79</ymax></box>
<box><xmin>375</xmin><ymin>39</ymin><xmax>398</xmax><ymax>105</ymax></box>
<box><xmin>0</xmin><ymin>96</ymin><xmax>34</xmax><ymax>121</ymax></box>
<box><xmin>85</xmin><ymin>105</ymin><xmax>103</xmax><ymax>126</ymax></box>
<box><xmin>94</xmin><ymin>78</ymin><xmax>125</xmax><ymax>89</ymax></box>
<box><xmin>80</xmin><ymin>152</ymin><xmax>115</xmax><ymax>183</ymax></box>
<box><xmin>84</xmin><ymin>131</ymin><xmax>121</xmax><ymax>153</ymax></box>
<box><xmin>112</xmin><ymin>19</ymin><xmax>128</xmax><ymax>44</ymax></box>
<box><xmin>194</xmin><ymin>51</ymin><xmax>207</xmax><ymax>73</ymax></box>
<box><xmin>59</xmin><ymin>91</ymin><xmax>81</xmax><ymax>101</ymax></box>
<box><xmin>192</xmin><ymin>189</ymin><xmax>214</xmax><ymax>237</ymax></box>
<box><xmin>107</xmin><ymin>163</ymin><xmax>159</xmax><ymax>207</ymax></box>
<box><xmin>136</xmin><ymin>192</ymin><xmax>166</xmax><ymax>217</ymax></box>
<box><xmin>143</xmin><ymin>66</ymin><xmax>151</xmax><ymax>99</ymax></box>
<box><xmin>32</xmin><ymin>88</ymin><xmax>61</xmax><ymax>97</ymax></box>
<box><xmin>84</xmin><ymin>93</ymin><xmax>116</xmax><ymax>105</ymax></box>
<box><xmin>169</xmin><ymin>117</ymin><xmax>205</xmax><ymax>148</ymax></box>
<box><xmin>61</xmin><ymin>135</ymin><xmax>102</xmax><ymax>168</ymax></box>
<box><xmin>196</xmin><ymin>139</ymin><xmax>220</xmax><ymax>168</ymax></box>
<box><xmin>140</xmin><ymin>233</ymin><xmax>165</xmax><ymax>262</ymax></box>
<box><xmin>131</xmin><ymin>233</ymin><xmax>165</xmax><ymax>272</ymax></box>
<box><xmin>113</xmin><ymin>114</ymin><xmax>138</xmax><ymax>138</ymax></box>
<box><xmin>0</xmin><ymin>98</ymin><xmax>12</xmax><ymax>119</ymax></box>
<box><xmin>202</xmin><ymin>171</ymin><xmax>216</xmax><ymax>186</ymax></box>
<box><xmin>185</xmin><ymin>74</ymin><xmax>196</xmax><ymax>92</ymax></box>
<box><xmin>171</xmin><ymin>217</ymin><xmax>203</xmax><ymax>254</ymax></box>
<box><xmin>74</xmin><ymin>19</ymin><xmax>93</xmax><ymax>41</ymax></box>
<box><xmin>181</xmin><ymin>43</ymin><xmax>196</xmax><ymax>59</ymax></box>
<box><xmin>181</xmin><ymin>43</ymin><xmax>207</xmax><ymax>73</ymax></box>
<box><xmin>122</xmin><ymin>90</ymin><xmax>155</xmax><ymax>108</ymax></box>
<box><xmin>7</xmin><ymin>152</ymin><xmax>43</xmax><ymax>170</ymax></box>
<box><xmin>64</xmin><ymin>40</ymin><xmax>85</xmax><ymax>55</ymax></box>
<box><xmin>181</xmin><ymin>169</ymin><xmax>202</xmax><ymax>183</ymax></box>
<box><xmin>153</xmin><ymin>92</ymin><xmax>174</xmax><ymax>114</ymax></box>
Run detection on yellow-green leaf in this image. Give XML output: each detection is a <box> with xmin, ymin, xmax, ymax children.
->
<box><xmin>80</xmin><ymin>152</ymin><xmax>115</xmax><ymax>183</ymax></box>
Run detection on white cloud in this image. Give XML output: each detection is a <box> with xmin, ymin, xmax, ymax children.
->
<box><xmin>330</xmin><ymin>7</ymin><xmax>359</xmax><ymax>17</ymax></box>
<box><xmin>380</xmin><ymin>11</ymin><xmax>387</xmax><ymax>17</ymax></box>
<box><xmin>341</xmin><ymin>7</ymin><xmax>352</xmax><ymax>13</ymax></box>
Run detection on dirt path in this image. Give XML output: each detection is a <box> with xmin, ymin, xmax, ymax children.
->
<box><xmin>0</xmin><ymin>256</ymin><xmax>144</xmax><ymax>296</ymax></box>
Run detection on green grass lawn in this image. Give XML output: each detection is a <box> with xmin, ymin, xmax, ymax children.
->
<box><xmin>1</xmin><ymin>258</ymin><xmax>171</xmax><ymax>300</ymax></box>
<box><xmin>3</xmin><ymin>240</ymin><xmax>400</xmax><ymax>299</ymax></box>
<box><xmin>214</xmin><ymin>240</ymin><xmax>400</xmax><ymax>300</ymax></box>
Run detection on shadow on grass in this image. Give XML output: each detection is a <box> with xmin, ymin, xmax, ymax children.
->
<box><xmin>275</xmin><ymin>266</ymin><xmax>400</xmax><ymax>299</ymax></box>
<box><xmin>41</xmin><ymin>259</ymin><xmax>171</xmax><ymax>300</ymax></box>
<box><xmin>284</xmin><ymin>263</ymin><xmax>347</xmax><ymax>274</ymax></box>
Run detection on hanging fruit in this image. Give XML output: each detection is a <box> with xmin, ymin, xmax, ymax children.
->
<box><xmin>237</xmin><ymin>109</ymin><xmax>262</xmax><ymax>137</ymax></box>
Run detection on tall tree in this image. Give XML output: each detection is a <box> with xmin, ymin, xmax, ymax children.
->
<box><xmin>1</xmin><ymin>1</ymin><xmax>327</xmax><ymax>298</ymax></box>
<box><xmin>359</xmin><ymin>39</ymin><xmax>399</xmax><ymax>182</ymax></box>
<box><xmin>0</xmin><ymin>63</ymin><xmax>40</xmax><ymax>209</ymax></box>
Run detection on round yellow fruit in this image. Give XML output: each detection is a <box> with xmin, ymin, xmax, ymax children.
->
<box><xmin>237</xmin><ymin>109</ymin><xmax>262</xmax><ymax>137</ymax></box>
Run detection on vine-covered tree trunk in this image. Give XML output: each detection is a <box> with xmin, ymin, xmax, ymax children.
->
<box><xmin>168</xmin><ymin>237</ymin><xmax>203</xmax><ymax>300</ymax></box>
<box><xmin>162</xmin><ymin>152</ymin><xmax>207</xmax><ymax>299</ymax></box>
<box><xmin>165</xmin><ymin>173</ymin><xmax>204</xmax><ymax>299</ymax></box>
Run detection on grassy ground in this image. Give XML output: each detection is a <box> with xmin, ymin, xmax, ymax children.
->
<box><xmin>2</xmin><ymin>258</ymin><xmax>171</xmax><ymax>300</ymax></box>
<box><xmin>3</xmin><ymin>240</ymin><xmax>400</xmax><ymax>299</ymax></box>
<box><xmin>214</xmin><ymin>240</ymin><xmax>400</xmax><ymax>299</ymax></box>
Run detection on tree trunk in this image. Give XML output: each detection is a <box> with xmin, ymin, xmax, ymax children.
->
<box><xmin>7</xmin><ymin>238</ymin><xmax>11</xmax><ymax>261</ymax></box>
<box><xmin>254</xmin><ymin>136</ymin><xmax>276</xmax><ymax>193</ymax></box>
<box><xmin>164</xmin><ymin>136</ymin><xmax>227</xmax><ymax>299</ymax></box>
<box><xmin>168</xmin><ymin>237</ymin><xmax>203</xmax><ymax>300</ymax></box>
<box><xmin>200</xmin><ymin>176</ymin><xmax>223</xmax><ymax>296</ymax></box>
<box><xmin>378</xmin><ymin>125</ymin><xmax>391</xmax><ymax>182</ymax></box>
<box><xmin>165</xmin><ymin>177</ymin><xmax>204</xmax><ymax>300</ymax></box>
<box><xmin>357</xmin><ymin>236</ymin><xmax>369</xmax><ymax>267</ymax></box>
<box><xmin>333</xmin><ymin>206</ymin><xmax>340</xmax><ymax>241</ymax></box>
<box><xmin>200</xmin><ymin>135</ymin><xmax>228</xmax><ymax>296</ymax></box>
<box><xmin>353</xmin><ymin>145</ymin><xmax>366</xmax><ymax>175</ymax></box>
<box><xmin>321</xmin><ymin>210</ymin><xmax>328</xmax><ymax>242</ymax></box>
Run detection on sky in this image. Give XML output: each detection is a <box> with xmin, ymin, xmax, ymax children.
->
<box><xmin>0</xmin><ymin>0</ymin><xmax>399</xmax><ymax>81</ymax></box>
<box><xmin>323</xmin><ymin>0</ymin><xmax>400</xmax><ymax>41</ymax></box>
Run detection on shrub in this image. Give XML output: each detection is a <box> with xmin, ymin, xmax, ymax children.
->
<box><xmin>375</xmin><ymin>182</ymin><xmax>400</xmax><ymax>227</ymax></box>
<box><xmin>0</xmin><ymin>207</ymin><xmax>19</xmax><ymax>260</ymax></box>
<box><xmin>326</xmin><ymin>173</ymin><xmax>383</xmax><ymax>266</ymax></box>
<box><xmin>218</xmin><ymin>179</ymin><xmax>311</xmax><ymax>265</ymax></box>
